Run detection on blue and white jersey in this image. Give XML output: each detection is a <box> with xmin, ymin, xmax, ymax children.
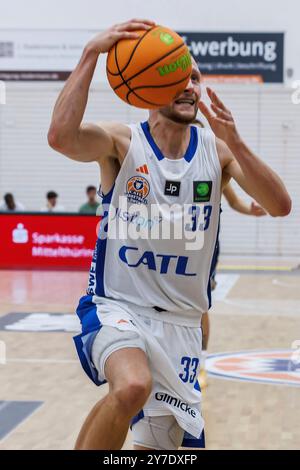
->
<box><xmin>87</xmin><ymin>122</ymin><xmax>221</xmax><ymax>319</ymax></box>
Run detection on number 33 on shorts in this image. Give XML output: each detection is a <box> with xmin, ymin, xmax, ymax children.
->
<box><xmin>179</xmin><ymin>356</ymin><xmax>200</xmax><ymax>383</ymax></box>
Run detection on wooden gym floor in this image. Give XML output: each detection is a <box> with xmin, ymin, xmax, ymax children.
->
<box><xmin>0</xmin><ymin>256</ymin><xmax>299</xmax><ymax>450</ymax></box>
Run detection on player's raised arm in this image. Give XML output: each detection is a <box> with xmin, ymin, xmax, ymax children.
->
<box><xmin>199</xmin><ymin>87</ymin><xmax>292</xmax><ymax>217</ymax></box>
<box><xmin>47</xmin><ymin>19</ymin><xmax>155</xmax><ymax>163</ymax></box>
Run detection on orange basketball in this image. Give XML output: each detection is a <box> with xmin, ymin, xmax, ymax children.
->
<box><xmin>106</xmin><ymin>25</ymin><xmax>192</xmax><ymax>109</ymax></box>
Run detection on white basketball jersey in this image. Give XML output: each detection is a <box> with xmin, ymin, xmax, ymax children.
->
<box><xmin>87</xmin><ymin>122</ymin><xmax>221</xmax><ymax>318</ymax></box>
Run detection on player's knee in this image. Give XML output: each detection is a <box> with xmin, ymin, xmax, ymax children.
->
<box><xmin>113</xmin><ymin>375</ymin><xmax>152</xmax><ymax>416</ymax></box>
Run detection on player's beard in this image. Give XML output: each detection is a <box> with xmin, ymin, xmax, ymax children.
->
<box><xmin>158</xmin><ymin>102</ymin><xmax>198</xmax><ymax>124</ymax></box>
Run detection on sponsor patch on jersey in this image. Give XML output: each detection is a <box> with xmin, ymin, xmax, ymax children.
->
<box><xmin>126</xmin><ymin>176</ymin><xmax>150</xmax><ymax>205</ymax></box>
<box><xmin>206</xmin><ymin>349</ymin><xmax>300</xmax><ymax>387</ymax></box>
<box><xmin>193</xmin><ymin>181</ymin><xmax>212</xmax><ymax>202</ymax></box>
<box><xmin>119</xmin><ymin>246</ymin><xmax>197</xmax><ymax>276</ymax></box>
<box><xmin>164</xmin><ymin>181</ymin><xmax>181</xmax><ymax>197</ymax></box>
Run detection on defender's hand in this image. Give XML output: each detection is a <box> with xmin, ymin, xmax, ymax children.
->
<box><xmin>87</xmin><ymin>19</ymin><xmax>155</xmax><ymax>54</ymax></box>
<box><xmin>199</xmin><ymin>87</ymin><xmax>240</xmax><ymax>146</ymax></box>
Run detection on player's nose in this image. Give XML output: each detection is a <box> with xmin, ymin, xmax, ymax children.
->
<box><xmin>184</xmin><ymin>77</ymin><xmax>194</xmax><ymax>93</ymax></box>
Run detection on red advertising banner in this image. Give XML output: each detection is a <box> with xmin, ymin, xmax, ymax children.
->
<box><xmin>0</xmin><ymin>214</ymin><xmax>99</xmax><ymax>270</ymax></box>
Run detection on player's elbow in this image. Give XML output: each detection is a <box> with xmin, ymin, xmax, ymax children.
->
<box><xmin>47</xmin><ymin>125</ymin><xmax>75</xmax><ymax>155</ymax></box>
<box><xmin>47</xmin><ymin>125</ymin><xmax>64</xmax><ymax>151</ymax></box>
<box><xmin>279</xmin><ymin>197</ymin><xmax>292</xmax><ymax>217</ymax></box>
<box><xmin>269</xmin><ymin>197</ymin><xmax>292</xmax><ymax>217</ymax></box>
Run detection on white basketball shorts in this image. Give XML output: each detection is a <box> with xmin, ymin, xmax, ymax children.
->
<box><xmin>74</xmin><ymin>294</ymin><xmax>205</xmax><ymax>447</ymax></box>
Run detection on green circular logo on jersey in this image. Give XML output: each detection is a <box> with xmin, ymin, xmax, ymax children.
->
<box><xmin>196</xmin><ymin>183</ymin><xmax>210</xmax><ymax>196</ymax></box>
<box><xmin>159</xmin><ymin>32</ymin><xmax>174</xmax><ymax>45</ymax></box>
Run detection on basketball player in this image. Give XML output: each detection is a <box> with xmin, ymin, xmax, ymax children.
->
<box><xmin>48</xmin><ymin>19</ymin><xmax>291</xmax><ymax>450</ymax></box>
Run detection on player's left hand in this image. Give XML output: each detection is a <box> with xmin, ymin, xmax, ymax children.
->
<box><xmin>198</xmin><ymin>88</ymin><xmax>240</xmax><ymax>146</ymax></box>
<box><xmin>249</xmin><ymin>201</ymin><xmax>267</xmax><ymax>216</ymax></box>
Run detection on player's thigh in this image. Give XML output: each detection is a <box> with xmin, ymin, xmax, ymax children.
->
<box><xmin>105</xmin><ymin>346</ymin><xmax>152</xmax><ymax>390</ymax></box>
<box><xmin>91</xmin><ymin>324</ymin><xmax>151</xmax><ymax>388</ymax></box>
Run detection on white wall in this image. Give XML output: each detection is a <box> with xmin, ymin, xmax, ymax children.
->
<box><xmin>1</xmin><ymin>0</ymin><xmax>300</xmax><ymax>81</ymax></box>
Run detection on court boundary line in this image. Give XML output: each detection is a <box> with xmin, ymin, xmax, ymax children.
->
<box><xmin>0</xmin><ymin>401</ymin><xmax>43</xmax><ymax>444</ymax></box>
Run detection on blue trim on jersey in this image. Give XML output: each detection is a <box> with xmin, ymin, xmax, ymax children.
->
<box><xmin>184</xmin><ymin>126</ymin><xmax>198</xmax><ymax>163</ymax></box>
<box><xmin>210</xmin><ymin>205</ymin><xmax>222</xmax><ymax>281</ymax></box>
<box><xmin>130</xmin><ymin>409</ymin><xmax>145</xmax><ymax>429</ymax></box>
<box><xmin>95</xmin><ymin>184</ymin><xmax>115</xmax><ymax>297</ymax></box>
<box><xmin>210</xmin><ymin>239</ymin><xmax>220</xmax><ymax>281</ymax></box>
<box><xmin>141</xmin><ymin>122</ymin><xmax>198</xmax><ymax>163</ymax></box>
<box><xmin>194</xmin><ymin>379</ymin><xmax>201</xmax><ymax>392</ymax></box>
<box><xmin>182</xmin><ymin>430</ymin><xmax>205</xmax><ymax>448</ymax></box>
<box><xmin>207</xmin><ymin>205</ymin><xmax>221</xmax><ymax>309</ymax></box>
<box><xmin>141</xmin><ymin>121</ymin><xmax>164</xmax><ymax>161</ymax></box>
<box><xmin>73</xmin><ymin>295</ymin><xmax>105</xmax><ymax>386</ymax></box>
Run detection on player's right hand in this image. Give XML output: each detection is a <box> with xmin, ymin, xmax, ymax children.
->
<box><xmin>87</xmin><ymin>19</ymin><xmax>156</xmax><ymax>54</ymax></box>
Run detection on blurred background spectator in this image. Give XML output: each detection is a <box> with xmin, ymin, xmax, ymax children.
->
<box><xmin>79</xmin><ymin>186</ymin><xmax>101</xmax><ymax>215</ymax></box>
<box><xmin>40</xmin><ymin>191</ymin><xmax>65</xmax><ymax>213</ymax></box>
<box><xmin>0</xmin><ymin>193</ymin><xmax>25</xmax><ymax>212</ymax></box>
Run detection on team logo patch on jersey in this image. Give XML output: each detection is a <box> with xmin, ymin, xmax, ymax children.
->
<box><xmin>164</xmin><ymin>181</ymin><xmax>181</xmax><ymax>197</ymax></box>
<box><xmin>135</xmin><ymin>164</ymin><xmax>149</xmax><ymax>175</ymax></box>
<box><xmin>206</xmin><ymin>349</ymin><xmax>300</xmax><ymax>387</ymax></box>
<box><xmin>126</xmin><ymin>176</ymin><xmax>150</xmax><ymax>205</ymax></box>
<box><xmin>193</xmin><ymin>181</ymin><xmax>212</xmax><ymax>202</ymax></box>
